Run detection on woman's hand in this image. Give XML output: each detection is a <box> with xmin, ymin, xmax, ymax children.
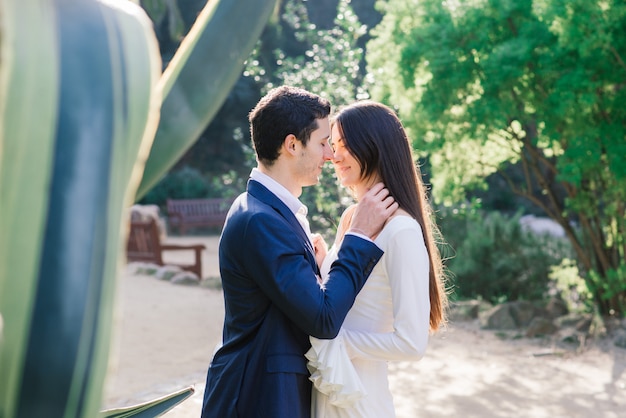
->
<box><xmin>349</xmin><ymin>183</ymin><xmax>397</xmax><ymax>239</ymax></box>
<box><xmin>312</xmin><ymin>233</ymin><xmax>328</xmax><ymax>274</ymax></box>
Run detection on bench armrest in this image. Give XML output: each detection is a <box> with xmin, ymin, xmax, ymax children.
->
<box><xmin>160</xmin><ymin>244</ymin><xmax>206</xmax><ymax>251</ymax></box>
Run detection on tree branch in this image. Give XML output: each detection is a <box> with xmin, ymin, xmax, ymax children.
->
<box><xmin>609</xmin><ymin>45</ymin><xmax>626</xmax><ymax>72</ymax></box>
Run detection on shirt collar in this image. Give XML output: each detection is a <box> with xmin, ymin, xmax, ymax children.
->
<box><xmin>250</xmin><ymin>168</ymin><xmax>308</xmax><ymax>217</ymax></box>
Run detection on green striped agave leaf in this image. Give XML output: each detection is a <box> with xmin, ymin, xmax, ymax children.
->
<box><xmin>0</xmin><ymin>1</ymin><xmax>59</xmax><ymax>413</ymax></box>
<box><xmin>99</xmin><ymin>386</ymin><xmax>194</xmax><ymax>418</ymax></box>
<box><xmin>135</xmin><ymin>0</ymin><xmax>278</xmax><ymax>199</ymax></box>
<box><xmin>0</xmin><ymin>0</ymin><xmax>161</xmax><ymax>416</ymax></box>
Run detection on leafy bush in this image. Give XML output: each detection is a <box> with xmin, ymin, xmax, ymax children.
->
<box><xmin>139</xmin><ymin>166</ymin><xmax>245</xmax><ymax>211</ymax></box>
<box><xmin>549</xmin><ymin>258</ymin><xmax>594</xmax><ymax>313</ymax></box>
<box><xmin>439</xmin><ymin>206</ymin><xmax>573</xmax><ymax>304</ymax></box>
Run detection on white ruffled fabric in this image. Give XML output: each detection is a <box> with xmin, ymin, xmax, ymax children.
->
<box><xmin>306</xmin><ymin>333</ymin><xmax>366</xmax><ymax>408</ymax></box>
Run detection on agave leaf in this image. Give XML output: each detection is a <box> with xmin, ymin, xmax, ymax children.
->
<box><xmin>99</xmin><ymin>386</ymin><xmax>194</xmax><ymax>418</ymax></box>
<box><xmin>0</xmin><ymin>1</ymin><xmax>60</xmax><ymax>415</ymax></box>
<box><xmin>0</xmin><ymin>0</ymin><xmax>161</xmax><ymax>416</ymax></box>
<box><xmin>135</xmin><ymin>0</ymin><xmax>278</xmax><ymax>199</ymax></box>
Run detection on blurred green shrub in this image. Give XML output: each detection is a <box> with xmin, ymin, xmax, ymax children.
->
<box><xmin>549</xmin><ymin>258</ymin><xmax>594</xmax><ymax>313</ymax></box>
<box><xmin>439</xmin><ymin>205</ymin><xmax>573</xmax><ymax>304</ymax></box>
<box><xmin>139</xmin><ymin>166</ymin><xmax>245</xmax><ymax>209</ymax></box>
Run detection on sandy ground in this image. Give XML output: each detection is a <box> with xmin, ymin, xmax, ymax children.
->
<box><xmin>103</xmin><ymin>235</ymin><xmax>626</xmax><ymax>417</ymax></box>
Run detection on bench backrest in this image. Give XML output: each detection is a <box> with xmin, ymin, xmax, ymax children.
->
<box><xmin>167</xmin><ymin>198</ymin><xmax>232</xmax><ymax>219</ymax></box>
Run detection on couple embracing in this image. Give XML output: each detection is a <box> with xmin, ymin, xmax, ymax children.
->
<box><xmin>201</xmin><ymin>86</ymin><xmax>448</xmax><ymax>418</ymax></box>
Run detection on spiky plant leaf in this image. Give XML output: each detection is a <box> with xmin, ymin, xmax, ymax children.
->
<box><xmin>135</xmin><ymin>0</ymin><xmax>278</xmax><ymax>199</ymax></box>
<box><xmin>0</xmin><ymin>0</ymin><xmax>161</xmax><ymax>416</ymax></box>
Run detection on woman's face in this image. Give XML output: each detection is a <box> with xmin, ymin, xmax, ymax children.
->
<box><xmin>330</xmin><ymin>123</ymin><xmax>363</xmax><ymax>189</ymax></box>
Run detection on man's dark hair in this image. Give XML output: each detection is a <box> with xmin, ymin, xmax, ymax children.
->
<box><xmin>249</xmin><ymin>86</ymin><xmax>331</xmax><ymax>166</ymax></box>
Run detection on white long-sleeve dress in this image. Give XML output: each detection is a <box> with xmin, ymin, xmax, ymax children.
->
<box><xmin>306</xmin><ymin>215</ymin><xmax>431</xmax><ymax>418</ymax></box>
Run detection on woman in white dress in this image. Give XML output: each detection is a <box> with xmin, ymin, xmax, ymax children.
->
<box><xmin>307</xmin><ymin>101</ymin><xmax>448</xmax><ymax>418</ymax></box>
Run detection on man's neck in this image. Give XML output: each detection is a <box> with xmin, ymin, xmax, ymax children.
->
<box><xmin>257</xmin><ymin>164</ymin><xmax>302</xmax><ymax>197</ymax></box>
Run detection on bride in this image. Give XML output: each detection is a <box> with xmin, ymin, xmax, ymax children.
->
<box><xmin>307</xmin><ymin>101</ymin><xmax>449</xmax><ymax>418</ymax></box>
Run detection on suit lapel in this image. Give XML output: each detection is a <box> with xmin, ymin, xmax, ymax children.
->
<box><xmin>247</xmin><ymin>180</ymin><xmax>318</xmax><ymax>273</ymax></box>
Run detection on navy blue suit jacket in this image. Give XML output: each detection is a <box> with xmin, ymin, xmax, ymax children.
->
<box><xmin>201</xmin><ymin>180</ymin><xmax>383</xmax><ymax>418</ymax></box>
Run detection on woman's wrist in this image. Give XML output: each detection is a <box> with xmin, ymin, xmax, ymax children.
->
<box><xmin>346</xmin><ymin>227</ymin><xmax>370</xmax><ymax>237</ymax></box>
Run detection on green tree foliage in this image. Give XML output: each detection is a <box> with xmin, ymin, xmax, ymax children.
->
<box><xmin>366</xmin><ymin>0</ymin><xmax>626</xmax><ymax>315</ymax></box>
<box><xmin>274</xmin><ymin>0</ymin><xmax>369</xmax><ymax>105</ymax></box>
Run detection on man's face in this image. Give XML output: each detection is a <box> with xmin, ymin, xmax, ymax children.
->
<box><xmin>294</xmin><ymin>117</ymin><xmax>333</xmax><ymax>187</ymax></box>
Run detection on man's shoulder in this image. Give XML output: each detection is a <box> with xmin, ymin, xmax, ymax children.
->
<box><xmin>226</xmin><ymin>194</ymin><xmax>288</xmax><ymax>234</ymax></box>
<box><xmin>231</xmin><ymin>192</ymin><xmax>275</xmax><ymax>218</ymax></box>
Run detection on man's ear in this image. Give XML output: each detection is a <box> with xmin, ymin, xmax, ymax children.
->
<box><xmin>283</xmin><ymin>133</ymin><xmax>299</xmax><ymax>156</ymax></box>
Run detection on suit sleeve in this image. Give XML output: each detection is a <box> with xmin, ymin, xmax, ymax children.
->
<box><xmin>243</xmin><ymin>211</ymin><xmax>383</xmax><ymax>339</ymax></box>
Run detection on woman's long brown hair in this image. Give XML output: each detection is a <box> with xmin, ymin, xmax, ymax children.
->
<box><xmin>334</xmin><ymin>101</ymin><xmax>448</xmax><ymax>332</ymax></box>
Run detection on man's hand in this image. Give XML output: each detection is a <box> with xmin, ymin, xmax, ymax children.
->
<box><xmin>349</xmin><ymin>183</ymin><xmax>398</xmax><ymax>239</ymax></box>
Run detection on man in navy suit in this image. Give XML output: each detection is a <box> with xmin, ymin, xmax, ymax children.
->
<box><xmin>201</xmin><ymin>86</ymin><xmax>397</xmax><ymax>418</ymax></box>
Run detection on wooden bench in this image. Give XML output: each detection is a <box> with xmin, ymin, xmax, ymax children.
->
<box><xmin>126</xmin><ymin>218</ymin><xmax>206</xmax><ymax>278</ymax></box>
<box><xmin>167</xmin><ymin>197</ymin><xmax>233</xmax><ymax>235</ymax></box>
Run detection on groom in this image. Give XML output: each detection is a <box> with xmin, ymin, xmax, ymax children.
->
<box><xmin>201</xmin><ymin>86</ymin><xmax>397</xmax><ymax>418</ymax></box>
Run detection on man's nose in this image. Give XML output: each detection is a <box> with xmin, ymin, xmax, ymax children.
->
<box><xmin>323</xmin><ymin>146</ymin><xmax>334</xmax><ymax>161</ymax></box>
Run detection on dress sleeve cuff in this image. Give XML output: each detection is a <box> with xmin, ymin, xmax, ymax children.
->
<box><xmin>305</xmin><ymin>333</ymin><xmax>366</xmax><ymax>408</ymax></box>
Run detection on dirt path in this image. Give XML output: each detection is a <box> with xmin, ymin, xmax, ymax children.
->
<box><xmin>103</xmin><ymin>235</ymin><xmax>626</xmax><ymax>417</ymax></box>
